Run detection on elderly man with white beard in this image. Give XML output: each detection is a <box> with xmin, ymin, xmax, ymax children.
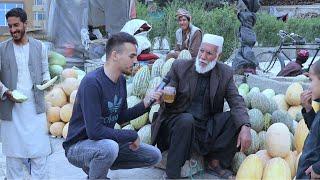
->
<box><xmin>151</xmin><ymin>34</ymin><xmax>251</xmax><ymax>179</ymax></box>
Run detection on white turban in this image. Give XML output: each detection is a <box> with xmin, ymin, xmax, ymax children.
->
<box><xmin>202</xmin><ymin>34</ymin><xmax>224</xmax><ymax>54</ymax></box>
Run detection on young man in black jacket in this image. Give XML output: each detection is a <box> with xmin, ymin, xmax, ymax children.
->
<box><xmin>63</xmin><ymin>32</ymin><xmax>162</xmax><ymax>179</ymax></box>
<box><xmin>297</xmin><ymin>60</ymin><xmax>320</xmax><ymax>179</ymax></box>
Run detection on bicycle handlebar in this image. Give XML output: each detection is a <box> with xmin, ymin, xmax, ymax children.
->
<box><xmin>277</xmin><ymin>30</ymin><xmax>306</xmax><ymax>45</ymax></box>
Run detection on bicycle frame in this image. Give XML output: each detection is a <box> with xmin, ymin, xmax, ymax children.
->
<box><xmin>259</xmin><ymin>30</ymin><xmax>320</xmax><ymax>73</ymax></box>
<box><xmin>272</xmin><ymin>41</ymin><xmax>320</xmax><ymax>72</ymax></box>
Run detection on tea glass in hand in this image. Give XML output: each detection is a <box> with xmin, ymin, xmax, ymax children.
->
<box><xmin>163</xmin><ymin>86</ymin><xmax>176</xmax><ymax>103</ymax></box>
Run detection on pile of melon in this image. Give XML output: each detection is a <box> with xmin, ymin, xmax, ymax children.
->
<box><xmin>119</xmin><ymin>57</ymin><xmax>177</xmax><ymax>145</ymax></box>
<box><xmin>45</xmin><ymin>68</ymin><xmax>82</xmax><ymax>139</ymax></box>
<box><xmin>233</xmin><ymin>82</ymin><xmax>317</xmax><ymax>179</ymax></box>
<box><xmin>48</xmin><ymin>51</ymin><xmax>86</xmax><ymax>81</ymax></box>
<box><xmin>48</xmin><ymin>51</ymin><xmax>66</xmax><ymax>78</ymax></box>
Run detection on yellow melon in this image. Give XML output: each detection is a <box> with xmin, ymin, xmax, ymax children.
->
<box><xmin>272</xmin><ymin>94</ymin><xmax>289</xmax><ymax>111</ymax></box>
<box><xmin>285</xmin><ymin>83</ymin><xmax>303</xmax><ymax>106</ymax></box>
<box><xmin>46</xmin><ymin>101</ymin><xmax>52</xmax><ymax>111</ymax></box>
<box><xmin>69</xmin><ymin>90</ymin><xmax>77</xmax><ymax>104</ymax></box>
<box><xmin>45</xmin><ymin>88</ymin><xmax>67</xmax><ymax>107</ymax></box>
<box><xmin>62</xmin><ymin>122</ymin><xmax>69</xmax><ymax>139</ymax></box>
<box><xmin>256</xmin><ymin>150</ymin><xmax>272</xmax><ymax>168</ymax></box>
<box><xmin>266</xmin><ymin>123</ymin><xmax>291</xmax><ymax>158</ymax></box>
<box><xmin>236</xmin><ymin>154</ymin><xmax>264</xmax><ymax>180</ymax></box>
<box><xmin>49</xmin><ymin>122</ymin><xmax>65</xmax><ymax>136</ymax></box>
<box><xmin>262</xmin><ymin>157</ymin><xmax>291</xmax><ymax>180</ymax></box>
<box><xmin>284</xmin><ymin>151</ymin><xmax>297</xmax><ymax>178</ymax></box>
<box><xmin>60</xmin><ymin>103</ymin><xmax>73</xmax><ymax>122</ymax></box>
<box><xmin>47</xmin><ymin>106</ymin><xmax>61</xmax><ymax>123</ymax></box>
<box><xmin>62</xmin><ymin>78</ymin><xmax>80</xmax><ymax>96</ymax></box>
<box><xmin>61</xmin><ymin>68</ymin><xmax>78</xmax><ymax>79</ymax></box>
<box><xmin>294</xmin><ymin>119</ymin><xmax>309</xmax><ymax>153</ymax></box>
<box><xmin>312</xmin><ymin>101</ymin><xmax>320</xmax><ymax>112</ymax></box>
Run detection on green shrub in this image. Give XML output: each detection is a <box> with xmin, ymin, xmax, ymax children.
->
<box><xmin>254</xmin><ymin>13</ymin><xmax>285</xmax><ymax>46</ymax></box>
<box><xmin>285</xmin><ymin>18</ymin><xmax>320</xmax><ymax>43</ymax></box>
<box><xmin>254</xmin><ymin>13</ymin><xmax>320</xmax><ymax>46</ymax></box>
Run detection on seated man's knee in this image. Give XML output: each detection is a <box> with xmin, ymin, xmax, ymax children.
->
<box><xmin>96</xmin><ymin>139</ymin><xmax>119</xmax><ymax>161</ymax></box>
<box><xmin>143</xmin><ymin>145</ymin><xmax>162</xmax><ymax>166</ymax></box>
<box><xmin>175</xmin><ymin>113</ymin><xmax>194</xmax><ymax>129</ymax></box>
<box><xmin>151</xmin><ymin>147</ymin><xmax>162</xmax><ymax>165</ymax></box>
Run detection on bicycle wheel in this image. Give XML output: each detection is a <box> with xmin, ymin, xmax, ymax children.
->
<box><xmin>256</xmin><ymin>51</ymin><xmax>285</xmax><ymax>73</ymax></box>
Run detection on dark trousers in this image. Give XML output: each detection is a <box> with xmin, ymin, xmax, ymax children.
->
<box><xmin>158</xmin><ymin>112</ymin><xmax>238</xmax><ymax>178</ymax></box>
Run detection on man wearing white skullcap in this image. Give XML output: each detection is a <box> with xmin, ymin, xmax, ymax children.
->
<box><xmin>152</xmin><ymin>34</ymin><xmax>251</xmax><ymax>179</ymax></box>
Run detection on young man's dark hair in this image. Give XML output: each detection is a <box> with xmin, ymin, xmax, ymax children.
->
<box><xmin>5</xmin><ymin>8</ymin><xmax>27</xmax><ymax>23</ymax></box>
<box><xmin>105</xmin><ymin>32</ymin><xmax>137</xmax><ymax>59</ymax></box>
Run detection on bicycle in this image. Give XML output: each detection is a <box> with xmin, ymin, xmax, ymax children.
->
<box><xmin>255</xmin><ymin>30</ymin><xmax>320</xmax><ymax>73</ymax></box>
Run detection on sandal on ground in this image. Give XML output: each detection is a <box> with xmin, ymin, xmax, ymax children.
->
<box><xmin>206</xmin><ymin>165</ymin><xmax>235</xmax><ymax>179</ymax></box>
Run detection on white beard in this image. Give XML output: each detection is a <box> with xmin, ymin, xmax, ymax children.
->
<box><xmin>195</xmin><ymin>57</ymin><xmax>217</xmax><ymax>74</ymax></box>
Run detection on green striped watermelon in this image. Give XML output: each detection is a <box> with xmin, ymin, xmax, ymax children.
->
<box><xmin>151</xmin><ymin>58</ymin><xmax>165</xmax><ymax>78</ymax></box>
<box><xmin>161</xmin><ymin>58</ymin><xmax>175</xmax><ymax>78</ymax></box>
<box><xmin>132</xmin><ymin>66</ymin><xmax>151</xmax><ymax>98</ymax></box>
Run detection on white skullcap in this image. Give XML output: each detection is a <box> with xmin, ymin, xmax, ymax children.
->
<box><xmin>202</xmin><ymin>34</ymin><xmax>224</xmax><ymax>53</ymax></box>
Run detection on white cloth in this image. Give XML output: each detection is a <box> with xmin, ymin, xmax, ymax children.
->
<box><xmin>202</xmin><ymin>34</ymin><xmax>224</xmax><ymax>53</ymax></box>
<box><xmin>6</xmin><ymin>156</ymin><xmax>48</xmax><ymax>180</ymax></box>
<box><xmin>120</xmin><ymin>19</ymin><xmax>152</xmax><ymax>55</ymax></box>
<box><xmin>0</xmin><ymin>42</ymin><xmax>51</xmax><ymax>158</ymax></box>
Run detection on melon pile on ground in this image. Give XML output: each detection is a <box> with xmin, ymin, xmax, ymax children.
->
<box><xmin>48</xmin><ymin>51</ymin><xmax>86</xmax><ymax>81</ymax></box>
<box><xmin>123</xmin><ymin>52</ymin><xmax>191</xmax><ymax>144</ymax></box>
<box><xmin>45</xmin><ymin>68</ymin><xmax>83</xmax><ymax>139</ymax></box>
<box><xmin>122</xmin><ymin>57</ymin><xmax>174</xmax><ymax>145</ymax></box>
<box><xmin>233</xmin><ymin>82</ymin><xmax>316</xmax><ymax>178</ymax></box>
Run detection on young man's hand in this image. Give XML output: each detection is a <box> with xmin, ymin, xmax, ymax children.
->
<box><xmin>143</xmin><ymin>90</ymin><xmax>163</xmax><ymax>108</ymax></box>
<box><xmin>301</xmin><ymin>90</ymin><xmax>313</xmax><ymax>112</ymax></box>
<box><xmin>4</xmin><ymin>90</ymin><xmax>21</xmax><ymax>103</ymax></box>
<box><xmin>129</xmin><ymin>136</ymin><xmax>140</xmax><ymax>151</ymax></box>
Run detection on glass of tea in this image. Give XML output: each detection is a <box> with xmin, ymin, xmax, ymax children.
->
<box><xmin>163</xmin><ymin>86</ymin><xmax>176</xmax><ymax>103</ymax></box>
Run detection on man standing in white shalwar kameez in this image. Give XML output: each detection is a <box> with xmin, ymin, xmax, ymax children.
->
<box><xmin>0</xmin><ymin>8</ymin><xmax>51</xmax><ymax>179</ymax></box>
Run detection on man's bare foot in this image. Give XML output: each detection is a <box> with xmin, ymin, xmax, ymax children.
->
<box><xmin>206</xmin><ymin>159</ymin><xmax>235</xmax><ymax>179</ymax></box>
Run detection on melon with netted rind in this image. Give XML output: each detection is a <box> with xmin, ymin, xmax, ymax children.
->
<box><xmin>238</xmin><ymin>83</ymin><xmax>250</xmax><ymax>96</ymax></box>
<box><xmin>231</xmin><ymin>152</ymin><xmax>247</xmax><ymax>173</ymax></box>
<box><xmin>271</xmin><ymin>110</ymin><xmax>294</xmax><ymax>133</ymax></box>
<box><xmin>251</xmin><ymin>93</ymin><xmax>271</xmax><ymax>114</ymax></box>
<box><xmin>244</xmin><ymin>129</ymin><xmax>260</xmax><ymax>155</ymax></box>
<box><xmin>249</xmin><ymin>108</ymin><xmax>264</xmax><ymax>132</ymax></box>
<box><xmin>262</xmin><ymin>89</ymin><xmax>276</xmax><ymax>99</ymax></box>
